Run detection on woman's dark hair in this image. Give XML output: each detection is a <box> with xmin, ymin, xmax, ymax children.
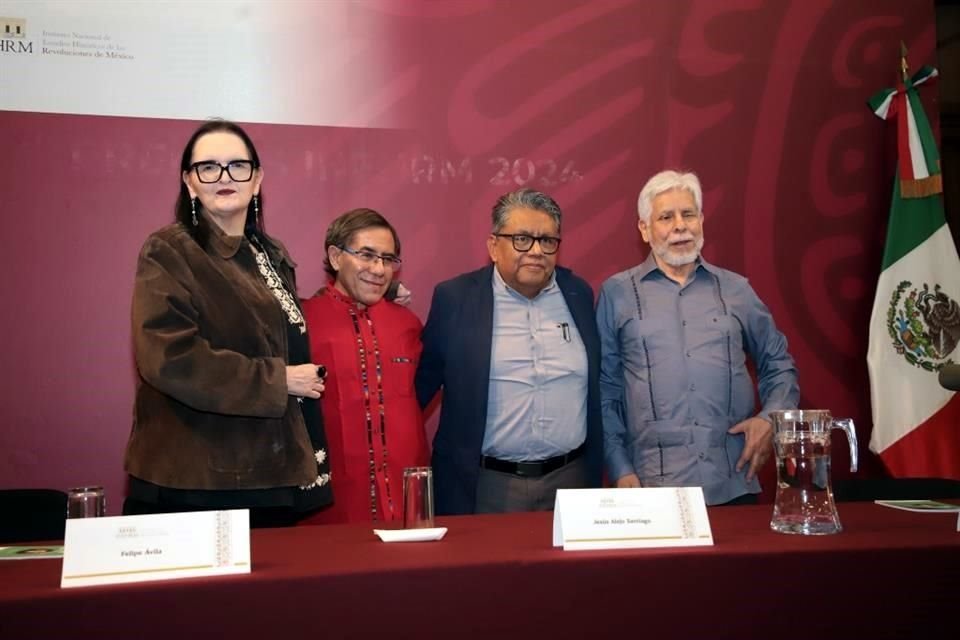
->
<box><xmin>175</xmin><ymin>119</ymin><xmax>265</xmax><ymax>248</ymax></box>
<box><xmin>323</xmin><ymin>208</ymin><xmax>401</xmax><ymax>279</ymax></box>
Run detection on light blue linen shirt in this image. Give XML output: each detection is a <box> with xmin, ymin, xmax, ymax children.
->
<box><xmin>596</xmin><ymin>254</ymin><xmax>799</xmax><ymax>504</ymax></box>
<box><xmin>483</xmin><ymin>268</ymin><xmax>588</xmax><ymax>461</ymax></box>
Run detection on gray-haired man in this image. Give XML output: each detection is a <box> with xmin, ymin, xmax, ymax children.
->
<box><xmin>415</xmin><ymin>188</ymin><xmax>604</xmax><ymax>514</ymax></box>
<box><xmin>597</xmin><ymin>170</ymin><xmax>799</xmax><ymax>505</ymax></box>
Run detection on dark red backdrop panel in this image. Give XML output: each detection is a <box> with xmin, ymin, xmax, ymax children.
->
<box><xmin>0</xmin><ymin>0</ymin><xmax>936</xmax><ymax>508</ymax></box>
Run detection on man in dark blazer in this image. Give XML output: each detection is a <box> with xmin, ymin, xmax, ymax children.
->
<box><xmin>415</xmin><ymin>188</ymin><xmax>603</xmax><ymax>515</ymax></box>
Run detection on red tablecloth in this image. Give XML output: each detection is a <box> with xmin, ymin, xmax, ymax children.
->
<box><xmin>1</xmin><ymin>502</ymin><xmax>957</xmax><ymax>639</ymax></box>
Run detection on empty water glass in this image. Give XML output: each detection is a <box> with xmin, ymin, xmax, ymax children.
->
<box><xmin>66</xmin><ymin>486</ymin><xmax>105</xmax><ymax>518</ymax></box>
<box><xmin>402</xmin><ymin>467</ymin><xmax>435</xmax><ymax>529</ymax></box>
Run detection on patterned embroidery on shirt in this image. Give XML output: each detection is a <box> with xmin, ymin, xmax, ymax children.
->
<box><xmin>631</xmin><ymin>273</ymin><xmax>657</xmax><ymax>420</ymax></box>
<box><xmin>708</xmin><ymin>272</ymin><xmax>734</xmax><ymax>415</ymax></box>
<box><xmin>249</xmin><ymin>239</ymin><xmax>306</xmax><ymax>334</ymax></box>
<box><xmin>347</xmin><ymin>306</ymin><xmax>395</xmax><ymax>521</ymax></box>
<box><xmin>630</xmin><ymin>273</ymin><xmax>644</xmax><ymax>320</ymax></box>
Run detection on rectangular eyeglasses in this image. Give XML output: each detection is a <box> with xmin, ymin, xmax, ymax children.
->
<box><xmin>190</xmin><ymin>160</ymin><xmax>256</xmax><ymax>183</ymax></box>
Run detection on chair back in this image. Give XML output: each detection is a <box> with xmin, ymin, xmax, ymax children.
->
<box><xmin>0</xmin><ymin>488</ymin><xmax>68</xmax><ymax>543</ymax></box>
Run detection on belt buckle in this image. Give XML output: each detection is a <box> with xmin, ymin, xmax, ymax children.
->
<box><xmin>514</xmin><ymin>461</ymin><xmax>542</xmax><ymax>478</ymax></box>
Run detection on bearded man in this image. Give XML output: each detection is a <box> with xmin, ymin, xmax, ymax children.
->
<box><xmin>596</xmin><ymin>170</ymin><xmax>799</xmax><ymax>505</ymax></box>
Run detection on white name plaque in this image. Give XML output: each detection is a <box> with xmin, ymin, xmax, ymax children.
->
<box><xmin>552</xmin><ymin>487</ymin><xmax>714</xmax><ymax>551</ymax></box>
<box><xmin>60</xmin><ymin>509</ymin><xmax>250</xmax><ymax>588</ymax></box>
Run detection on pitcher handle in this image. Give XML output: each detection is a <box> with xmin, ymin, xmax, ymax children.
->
<box><xmin>832</xmin><ymin>418</ymin><xmax>858</xmax><ymax>473</ymax></box>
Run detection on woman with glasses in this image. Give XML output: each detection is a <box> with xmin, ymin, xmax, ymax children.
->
<box><xmin>122</xmin><ymin>120</ymin><xmax>332</xmax><ymax>526</ymax></box>
<box><xmin>299</xmin><ymin>209</ymin><xmax>428</xmax><ymax>524</ymax></box>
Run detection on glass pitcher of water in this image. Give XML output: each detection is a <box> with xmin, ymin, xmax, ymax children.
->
<box><xmin>769</xmin><ymin>410</ymin><xmax>857</xmax><ymax>535</ymax></box>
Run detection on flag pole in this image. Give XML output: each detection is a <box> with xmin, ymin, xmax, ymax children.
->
<box><xmin>900</xmin><ymin>41</ymin><xmax>909</xmax><ymax>84</ymax></box>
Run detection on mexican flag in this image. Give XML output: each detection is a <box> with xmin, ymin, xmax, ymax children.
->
<box><xmin>866</xmin><ymin>66</ymin><xmax>960</xmax><ymax>479</ymax></box>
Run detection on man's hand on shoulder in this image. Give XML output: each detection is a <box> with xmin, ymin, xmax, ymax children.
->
<box><xmin>393</xmin><ymin>282</ymin><xmax>412</xmax><ymax>306</ymax></box>
<box><xmin>728</xmin><ymin>416</ymin><xmax>773</xmax><ymax>482</ymax></box>
<box><xmin>386</xmin><ymin>281</ymin><xmax>412</xmax><ymax>306</ymax></box>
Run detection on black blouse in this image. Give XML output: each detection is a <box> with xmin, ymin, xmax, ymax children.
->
<box><xmin>128</xmin><ymin>234</ymin><xmax>333</xmax><ymax>513</ymax></box>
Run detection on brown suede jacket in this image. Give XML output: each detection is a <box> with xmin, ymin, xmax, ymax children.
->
<box><xmin>124</xmin><ymin>221</ymin><xmax>315</xmax><ymax>490</ymax></box>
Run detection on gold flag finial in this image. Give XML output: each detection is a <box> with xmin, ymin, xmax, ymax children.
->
<box><xmin>900</xmin><ymin>41</ymin><xmax>909</xmax><ymax>83</ymax></box>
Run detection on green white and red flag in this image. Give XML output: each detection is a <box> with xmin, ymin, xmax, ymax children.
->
<box><xmin>866</xmin><ymin>63</ymin><xmax>960</xmax><ymax>479</ymax></box>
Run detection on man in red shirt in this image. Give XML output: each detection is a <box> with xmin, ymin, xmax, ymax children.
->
<box><xmin>301</xmin><ymin>209</ymin><xmax>427</xmax><ymax>524</ymax></box>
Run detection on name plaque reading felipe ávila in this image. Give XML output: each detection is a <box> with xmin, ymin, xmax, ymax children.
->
<box><xmin>61</xmin><ymin>509</ymin><xmax>250</xmax><ymax>588</ymax></box>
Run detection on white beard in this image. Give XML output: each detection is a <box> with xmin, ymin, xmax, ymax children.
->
<box><xmin>652</xmin><ymin>234</ymin><xmax>704</xmax><ymax>267</ymax></box>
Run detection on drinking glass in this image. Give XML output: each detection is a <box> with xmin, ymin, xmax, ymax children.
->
<box><xmin>66</xmin><ymin>486</ymin><xmax>105</xmax><ymax>518</ymax></box>
<box><xmin>402</xmin><ymin>467</ymin><xmax>435</xmax><ymax>529</ymax></box>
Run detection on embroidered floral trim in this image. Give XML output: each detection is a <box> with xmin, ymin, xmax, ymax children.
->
<box><xmin>299</xmin><ymin>448</ymin><xmax>330</xmax><ymax>491</ymax></box>
<box><xmin>250</xmin><ymin>241</ymin><xmax>306</xmax><ymax>334</ymax></box>
<box><xmin>300</xmin><ymin>471</ymin><xmax>331</xmax><ymax>491</ymax></box>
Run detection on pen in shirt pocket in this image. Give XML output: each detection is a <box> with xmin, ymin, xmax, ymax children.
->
<box><xmin>557</xmin><ymin>322</ymin><xmax>571</xmax><ymax>342</ymax></box>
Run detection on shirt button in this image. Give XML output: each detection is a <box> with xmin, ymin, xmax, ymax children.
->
<box><xmin>686</xmin><ymin>351</ymin><xmax>691</xmax><ymax>357</ymax></box>
<box><xmin>698</xmin><ymin>452</ymin><xmax>706</xmax><ymax>460</ymax></box>
<box><xmin>690</xmin><ymin>384</ymin><xmax>696</xmax><ymax>391</ymax></box>
<box><xmin>682</xmin><ymin>320</ymin><xmax>687</xmax><ymax>327</ymax></box>
<box><xmin>693</xmin><ymin>420</ymin><xmax>699</xmax><ymax>426</ymax></box>
<box><xmin>679</xmin><ymin>291</ymin><xmax>684</xmax><ymax>296</ymax></box>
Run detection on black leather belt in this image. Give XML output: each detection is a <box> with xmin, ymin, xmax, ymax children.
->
<box><xmin>480</xmin><ymin>444</ymin><xmax>585</xmax><ymax>478</ymax></box>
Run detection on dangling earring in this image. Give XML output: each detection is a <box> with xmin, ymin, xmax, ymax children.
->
<box><xmin>191</xmin><ymin>197</ymin><xmax>198</xmax><ymax>227</ymax></box>
<box><xmin>253</xmin><ymin>194</ymin><xmax>260</xmax><ymax>226</ymax></box>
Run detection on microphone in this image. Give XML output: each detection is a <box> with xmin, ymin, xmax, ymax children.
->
<box><xmin>939</xmin><ymin>364</ymin><xmax>960</xmax><ymax>391</ymax></box>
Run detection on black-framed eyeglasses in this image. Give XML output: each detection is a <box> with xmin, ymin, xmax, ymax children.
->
<box><xmin>190</xmin><ymin>160</ymin><xmax>256</xmax><ymax>183</ymax></box>
<box><xmin>339</xmin><ymin>245</ymin><xmax>402</xmax><ymax>269</ymax></box>
<box><xmin>493</xmin><ymin>233</ymin><xmax>561</xmax><ymax>254</ymax></box>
